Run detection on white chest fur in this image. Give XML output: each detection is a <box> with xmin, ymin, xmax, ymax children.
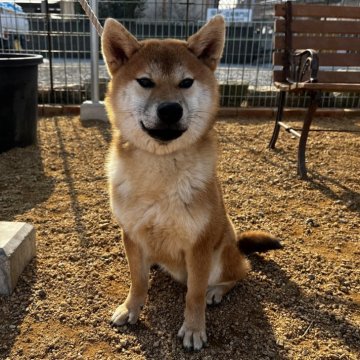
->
<box><xmin>108</xmin><ymin>144</ymin><xmax>216</xmax><ymax>258</ymax></box>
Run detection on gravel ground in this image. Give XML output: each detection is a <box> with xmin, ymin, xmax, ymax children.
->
<box><xmin>0</xmin><ymin>115</ymin><xmax>359</xmax><ymax>360</ymax></box>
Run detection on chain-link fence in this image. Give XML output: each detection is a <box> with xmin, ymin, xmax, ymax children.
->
<box><xmin>1</xmin><ymin>0</ymin><xmax>360</xmax><ymax>108</ymax></box>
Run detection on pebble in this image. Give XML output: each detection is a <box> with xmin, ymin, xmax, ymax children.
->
<box><xmin>305</xmin><ymin>218</ymin><xmax>319</xmax><ymax>227</ymax></box>
<box><xmin>119</xmin><ymin>339</ymin><xmax>128</xmax><ymax>347</ymax></box>
<box><xmin>37</xmin><ymin>289</ymin><xmax>47</xmax><ymax>299</ymax></box>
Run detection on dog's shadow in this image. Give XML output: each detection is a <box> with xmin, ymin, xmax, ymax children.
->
<box><xmin>120</xmin><ymin>253</ymin><xmax>359</xmax><ymax>359</ymax></box>
<box><xmin>122</xmin><ymin>261</ymin><xmax>286</xmax><ymax>359</ymax></box>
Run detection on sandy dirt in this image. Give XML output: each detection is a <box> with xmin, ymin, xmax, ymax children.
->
<box><xmin>0</xmin><ymin>115</ymin><xmax>359</xmax><ymax>360</ymax></box>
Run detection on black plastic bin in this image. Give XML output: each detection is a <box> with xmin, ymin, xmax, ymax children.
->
<box><xmin>0</xmin><ymin>53</ymin><xmax>43</xmax><ymax>153</ymax></box>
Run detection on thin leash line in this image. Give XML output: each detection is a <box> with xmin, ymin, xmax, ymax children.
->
<box><xmin>78</xmin><ymin>0</ymin><xmax>103</xmax><ymax>37</ymax></box>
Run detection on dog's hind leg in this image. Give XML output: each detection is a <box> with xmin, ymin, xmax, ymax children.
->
<box><xmin>206</xmin><ymin>243</ymin><xmax>250</xmax><ymax>305</ymax></box>
<box><xmin>111</xmin><ymin>231</ymin><xmax>150</xmax><ymax>326</ymax></box>
<box><xmin>206</xmin><ymin>281</ymin><xmax>236</xmax><ymax>305</ymax></box>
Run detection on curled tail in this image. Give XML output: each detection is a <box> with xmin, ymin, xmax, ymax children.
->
<box><xmin>237</xmin><ymin>231</ymin><xmax>282</xmax><ymax>255</ymax></box>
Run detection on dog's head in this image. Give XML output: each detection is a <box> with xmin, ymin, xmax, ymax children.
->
<box><xmin>102</xmin><ymin>16</ymin><xmax>225</xmax><ymax>155</ymax></box>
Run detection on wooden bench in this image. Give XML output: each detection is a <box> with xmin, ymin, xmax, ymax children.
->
<box><xmin>269</xmin><ymin>1</ymin><xmax>360</xmax><ymax>179</ymax></box>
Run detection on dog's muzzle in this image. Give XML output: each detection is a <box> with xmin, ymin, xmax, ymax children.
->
<box><xmin>141</xmin><ymin>102</ymin><xmax>186</xmax><ymax>142</ymax></box>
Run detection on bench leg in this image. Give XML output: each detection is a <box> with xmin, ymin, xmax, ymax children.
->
<box><xmin>297</xmin><ymin>91</ymin><xmax>319</xmax><ymax>179</ymax></box>
<box><xmin>269</xmin><ymin>90</ymin><xmax>286</xmax><ymax>149</ymax></box>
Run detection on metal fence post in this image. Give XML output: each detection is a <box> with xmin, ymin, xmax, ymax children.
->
<box><xmin>90</xmin><ymin>0</ymin><xmax>99</xmax><ymax>103</ymax></box>
<box><xmin>80</xmin><ymin>0</ymin><xmax>107</xmax><ymax>121</ymax></box>
<box><xmin>45</xmin><ymin>0</ymin><xmax>54</xmax><ymax>102</ymax></box>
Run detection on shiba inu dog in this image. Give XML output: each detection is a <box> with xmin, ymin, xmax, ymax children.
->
<box><xmin>102</xmin><ymin>15</ymin><xmax>282</xmax><ymax>350</ymax></box>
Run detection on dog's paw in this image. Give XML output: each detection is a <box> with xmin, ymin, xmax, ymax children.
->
<box><xmin>177</xmin><ymin>323</ymin><xmax>207</xmax><ymax>351</ymax></box>
<box><xmin>206</xmin><ymin>286</ymin><xmax>224</xmax><ymax>305</ymax></box>
<box><xmin>110</xmin><ymin>303</ymin><xmax>141</xmax><ymax>326</ymax></box>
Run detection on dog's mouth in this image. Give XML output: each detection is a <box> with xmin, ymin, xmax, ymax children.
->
<box><xmin>140</xmin><ymin>122</ymin><xmax>186</xmax><ymax>142</ymax></box>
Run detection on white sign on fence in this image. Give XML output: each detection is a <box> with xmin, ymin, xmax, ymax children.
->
<box><xmin>207</xmin><ymin>8</ymin><xmax>253</xmax><ymax>23</ymax></box>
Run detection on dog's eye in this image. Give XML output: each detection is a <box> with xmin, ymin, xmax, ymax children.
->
<box><xmin>179</xmin><ymin>78</ymin><xmax>194</xmax><ymax>89</ymax></box>
<box><xmin>137</xmin><ymin>78</ymin><xmax>155</xmax><ymax>88</ymax></box>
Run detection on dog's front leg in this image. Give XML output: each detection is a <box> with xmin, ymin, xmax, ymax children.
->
<box><xmin>178</xmin><ymin>244</ymin><xmax>211</xmax><ymax>350</ymax></box>
<box><xmin>111</xmin><ymin>231</ymin><xmax>149</xmax><ymax>326</ymax></box>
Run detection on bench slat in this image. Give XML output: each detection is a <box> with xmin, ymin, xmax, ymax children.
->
<box><xmin>274</xmin><ymin>70</ymin><xmax>360</xmax><ymax>84</ymax></box>
<box><xmin>275</xmin><ymin>4</ymin><xmax>360</xmax><ymax>19</ymax></box>
<box><xmin>274</xmin><ymin>81</ymin><xmax>360</xmax><ymax>92</ymax></box>
<box><xmin>275</xmin><ymin>19</ymin><xmax>360</xmax><ymax>35</ymax></box>
<box><xmin>273</xmin><ymin>52</ymin><xmax>360</xmax><ymax>67</ymax></box>
<box><xmin>275</xmin><ymin>35</ymin><xmax>360</xmax><ymax>52</ymax></box>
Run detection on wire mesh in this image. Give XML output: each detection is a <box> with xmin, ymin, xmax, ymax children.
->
<box><xmin>0</xmin><ymin>0</ymin><xmax>359</xmax><ymax>108</ymax></box>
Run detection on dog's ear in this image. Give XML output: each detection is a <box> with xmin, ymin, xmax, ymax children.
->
<box><xmin>187</xmin><ymin>15</ymin><xmax>225</xmax><ymax>71</ymax></box>
<box><xmin>101</xmin><ymin>18</ymin><xmax>140</xmax><ymax>76</ymax></box>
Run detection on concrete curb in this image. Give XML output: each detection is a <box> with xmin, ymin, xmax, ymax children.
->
<box><xmin>80</xmin><ymin>101</ymin><xmax>108</xmax><ymax>122</ymax></box>
<box><xmin>0</xmin><ymin>222</ymin><xmax>36</xmax><ymax>296</ymax></box>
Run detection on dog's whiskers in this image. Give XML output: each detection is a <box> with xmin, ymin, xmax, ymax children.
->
<box><xmin>117</xmin><ymin>109</ymin><xmax>133</xmax><ymax>114</ymax></box>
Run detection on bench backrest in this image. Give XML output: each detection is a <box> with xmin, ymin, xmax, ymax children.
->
<box><xmin>273</xmin><ymin>2</ymin><xmax>360</xmax><ymax>84</ymax></box>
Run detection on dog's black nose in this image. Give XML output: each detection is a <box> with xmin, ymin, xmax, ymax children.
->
<box><xmin>157</xmin><ymin>102</ymin><xmax>183</xmax><ymax>124</ymax></box>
